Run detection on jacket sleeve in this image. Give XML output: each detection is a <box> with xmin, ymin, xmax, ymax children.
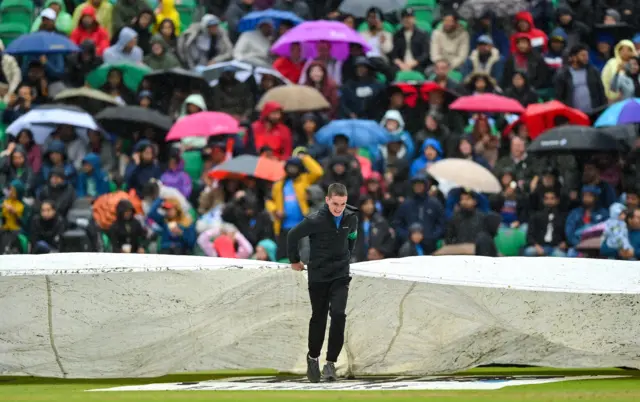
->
<box><xmin>197</xmin><ymin>227</ymin><xmax>219</xmax><ymax>256</ymax></box>
<box><xmin>602</xmin><ymin>59</ymin><xmax>620</xmax><ymax>101</ymax></box>
<box><xmin>147</xmin><ymin>198</ymin><xmax>166</xmax><ymax>226</ymax></box>
<box><xmin>301</xmin><ymin>154</ymin><xmax>324</xmax><ymax>184</ymax></box>
<box><xmin>348</xmin><ymin>215</ymin><xmax>358</xmax><ymax>254</ymax></box>
<box><xmin>392</xmin><ymin>202</ymin><xmax>409</xmax><ymax>241</ymax></box>
<box><xmin>450</xmin><ymin>31</ymin><xmax>470</xmax><ymax>70</ymax></box>
<box><xmin>287</xmin><ymin>216</ymin><xmax>316</xmax><ymax>263</ymax></box>
<box><xmin>211</xmin><ymin>29</ymin><xmax>234</xmax><ymax>63</ymax></box>
<box><xmin>564</xmin><ymin>209</ymin><xmax>581</xmax><ymax>246</ymax></box>
<box><xmin>235</xmin><ymin>231</ymin><xmax>254</xmax><ymax>259</ymax></box>
<box><xmin>429</xmin><ymin>31</ymin><xmax>443</xmax><ymax>64</ymax></box>
<box><xmin>3</xmin><ymin>55</ymin><xmax>21</xmax><ymax>96</ymax></box>
<box><xmin>75</xmin><ymin>174</ymin><xmax>86</xmax><ymax>197</ymax></box>
<box><xmin>232</xmin><ymin>34</ymin><xmax>251</xmax><ymax>61</ymax></box>
<box><xmin>179</xmin><ymin>224</ymin><xmax>197</xmax><ymax>250</ymax></box>
<box><xmin>526</xmin><ymin>214</ymin><xmax>539</xmax><ymax>246</ymax></box>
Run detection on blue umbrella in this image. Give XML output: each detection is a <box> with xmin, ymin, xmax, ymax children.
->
<box><xmin>237</xmin><ymin>10</ymin><xmax>304</xmax><ymax>33</ymax></box>
<box><xmin>315</xmin><ymin>120</ymin><xmax>392</xmax><ymax>149</ymax></box>
<box><xmin>594</xmin><ymin>98</ymin><xmax>640</xmax><ymax>127</ymax></box>
<box><xmin>6</xmin><ymin>31</ymin><xmax>80</xmax><ymax>55</ymax></box>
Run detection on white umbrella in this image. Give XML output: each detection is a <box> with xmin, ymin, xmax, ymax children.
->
<box><xmin>6</xmin><ymin>105</ymin><xmax>99</xmax><ymax>144</ymax></box>
<box><xmin>197</xmin><ymin>61</ymin><xmax>291</xmax><ymax>87</ymax></box>
<box><xmin>427</xmin><ymin>158</ymin><xmax>502</xmax><ymax>194</ymax></box>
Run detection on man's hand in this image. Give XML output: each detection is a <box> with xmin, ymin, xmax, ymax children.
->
<box><xmin>132</xmin><ymin>152</ymin><xmax>140</xmax><ymax>165</ymax></box>
<box><xmin>620</xmin><ymin>248</ymin><xmax>635</xmax><ymax>259</ymax></box>
<box><xmin>291</xmin><ymin>262</ymin><xmax>304</xmax><ymax>271</ymax></box>
<box><xmin>535</xmin><ymin>244</ymin><xmax>545</xmax><ymax>256</ymax></box>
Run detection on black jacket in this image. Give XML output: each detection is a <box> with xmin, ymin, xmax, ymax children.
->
<box><xmin>108</xmin><ymin>200</ymin><xmax>146</xmax><ymax>253</ymax></box>
<box><xmin>389</xmin><ymin>27</ymin><xmax>430</xmax><ymax>71</ymax></box>
<box><xmin>354</xmin><ymin>213</ymin><xmax>394</xmax><ymax>261</ymax></box>
<box><xmin>527</xmin><ymin>209</ymin><xmax>567</xmax><ymax>247</ymax></box>
<box><xmin>37</xmin><ymin>182</ymin><xmax>76</xmax><ymax>218</ymax></box>
<box><xmin>502</xmin><ymin>51</ymin><xmax>551</xmax><ymax>90</ymax></box>
<box><xmin>555</xmin><ymin>65</ymin><xmax>607</xmax><ymax>112</ymax></box>
<box><xmin>29</xmin><ymin>214</ymin><xmax>66</xmax><ymax>251</ymax></box>
<box><xmin>287</xmin><ymin>204</ymin><xmax>358</xmax><ymax>283</ymax></box>
<box><xmin>446</xmin><ymin>209</ymin><xmax>486</xmax><ymax>245</ymax></box>
<box><xmin>222</xmin><ymin>202</ymin><xmax>274</xmax><ymax>247</ymax></box>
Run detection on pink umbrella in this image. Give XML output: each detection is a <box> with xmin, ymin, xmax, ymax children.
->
<box><xmin>271</xmin><ymin>20</ymin><xmax>371</xmax><ymax>61</ymax></box>
<box><xmin>165</xmin><ymin>112</ymin><xmax>240</xmax><ymax>141</ymax></box>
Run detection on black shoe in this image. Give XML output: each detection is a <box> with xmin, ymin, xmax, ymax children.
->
<box><xmin>306</xmin><ymin>355</ymin><xmax>321</xmax><ymax>383</ymax></box>
<box><xmin>322</xmin><ymin>362</ymin><xmax>337</xmax><ymax>382</ymax></box>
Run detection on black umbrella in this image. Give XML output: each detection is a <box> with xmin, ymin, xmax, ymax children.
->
<box><xmin>528</xmin><ymin>125</ymin><xmax>625</xmax><ymax>153</ymax></box>
<box><xmin>96</xmin><ymin>106</ymin><xmax>173</xmax><ymax>135</ymax></box>
<box><xmin>144</xmin><ymin>68</ymin><xmax>210</xmax><ymax>96</ymax></box>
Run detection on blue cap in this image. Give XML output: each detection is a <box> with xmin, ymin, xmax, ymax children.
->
<box><xmin>477</xmin><ymin>35</ymin><xmax>493</xmax><ymax>45</ymax></box>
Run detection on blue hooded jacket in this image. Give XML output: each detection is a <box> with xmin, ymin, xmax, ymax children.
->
<box><xmin>410</xmin><ymin>138</ymin><xmax>443</xmax><ymax>178</ymax></box>
<box><xmin>565</xmin><ymin>186</ymin><xmax>609</xmax><ymax>246</ymax></box>
<box><xmin>124</xmin><ymin>140</ymin><xmax>162</xmax><ymax>196</ymax></box>
<box><xmin>445</xmin><ymin>187</ymin><xmax>490</xmax><ymax>220</ymax></box>
<box><xmin>76</xmin><ymin>153</ymin><xmax>110</xmax><ymax>197</ymax></box>
<box><xmin>590</xmin><ymin>33</ymin><xmax>615</xmax><ymax>72</ymax></box>
<box><xmin>103</xmin><ymin>27</ymin><xmax>144</xmax><ymax>64</ymax></box>
<box><xmin>470</xmin><ymin>9</ymin><xmax>510</xmax><ymax>57</ymax></box>
<box><xmin>40</xmin><ymin>139</ymin><xmax>76</xmax><ymax>186</ymax></box>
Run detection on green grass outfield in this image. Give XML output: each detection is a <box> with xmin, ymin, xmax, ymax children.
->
<box><xmin>1</xmin><ymin>367</ymin><xmax>640</xmax><ymax>402</ymax></box>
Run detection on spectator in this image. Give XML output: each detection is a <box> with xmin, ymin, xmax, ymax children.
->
<box><xmin>304</xmin><ymin>61</ymin><xmax>339</xmax><ymax>118</ymax></box>
<box><xmin>103</xmin><ymin>27</ymin><xmax>144</xmax><ymax>64</ymax></box>
<box><xmin>177</xmin><ymin>15</ymin><xmax>233</xmax><ymax>69</ymax></box>
<box><xmin>410</xmin><ymin>138</ymin><xmax>443</xmax><ymax>178</ymax></box>
<box><xmin>108</xmin><ymin>199</ymin><xmax>146</xmax><ymax>253</ymax></box>
<box><xmin>0</xmin><ymin>180</ymin><xmax>25</xmax><ymax>253</ymax></box>
<box><xmin>32</xmin><ymin>0</ymin><xmax>73</xmax><ymax>35</ymax></box>
<box><xmin>6</xmin><ymin>129</ymin><xmax>42</xmax><ymax>174</ymax></box>
<box><xmin>252</xmin><ymin>238</ymin><xmax>277</xmax><ymax>261</ymax></box>
<box><xmin>494</xmin><ymin>170</ymin><xmax>530</xmax><ymax>229</ymax></box>
<box><xmin>354</xmin><ymin>195</ymin><xmax>394</xmax><ymax>261</ymax></box>
<box><xmin>299</xmin><ymin>41</ymin><xmax>343</xmax><ymax>85</ymax></box>
<box><xmin>225</xmin><ymin>0</ymin><xmax>256</xmax><ymax>42</ymax></box>
<box><xmin>322</xmin><ymin>153</ymin><xmax>362</xmax><ymax>204</ymax></box>
<box><xmin>600</xmin><ymin>202</ymin><xmax>633</xmax><ymax>259</ymax></box>
<box><xmin>211</xmin><ymin>69</ymin><xmax>254</xmax><ymax>118</ymax></box>
<box><xmin>76</xmin><ymin>153</ymin><xmax>110</xmax><ymax>199</ymax></box>
<box><xmin>510</xmin><ymin>11</ymin><xmax>548</xmax><ymax>54</ymax></box>
<box><xmin>29</xmin><ymin>200</ymin><xmax>66</xmax><ymax>254</ymax></box>
<box><xmin>160</xmin><ymin>149</ymin><xmax>192</xmax><ymax>199</ymax></box>
<box><xmin>413</xmin><ymin>112</ymin><xmax>453</xmax><ymax>155</ymax></box>
<box><xmin>463</xmin><ymin>71</ymin><xmax>500</xmax><ymax>95</ymax></box>
<box><xmin>544</xmin><ymin>28</ymin><xmax>568</xmax><ymax>70</ymax></box>
<box><xmin>502</xmin><ymin>34</ymin><xmax>550</xmax><ymax>90</ymax></box>
<box><xmin>112</xmin><ymin>0</ymin><xmax>148</xmax><ymax>35</ymax></box>
<box><xmin>393</xmin><ymin>175</ymin><xmax>445</xmax><ymax>254</ymax></box>
<box><xmin>445</xmin><ymin>188</ymin><xmax>486</xmax><ymax>245</ymax></box>
<box><xmin>339</xmin><ymin>57</ymin><xmax>385</xmax><ymax>120</ymax></box>
<box><xmin>555</xmin><ymin>6</ymin><xmax>591</xmax><ymax>48</ymax></box>
<box><xmin>475</xmin><ymin>212</ymin><xmax>501</xmax><ymax>257</ymax></box>
<box><xmin>197</xmin><ymin>223</ymin><xmax>253</xmax><ymax>258</ymax></box>
<box><xmin>559</xmin><ymin>0</ymin><xmax>594</xmax><ymax>27</ymax></box>
<box><xmin>38</xmin><ymin>167</ymin><xmax>76</xmax><ymax>218</ymax></box>
<box><xmin>273</xmin><ymin>42</ymin><xmax>304</xmax><ymax>83</ymax></box>
<box><xmin>389</xmin><ymin>8</ymin><xmax>430</xmax><ymax>73</ymax></box>
<box><xmin>250</xmin><ymin>101</ymin><xmax>293</xmax><ymax>161</ymax></box>
<box><xmin>398</xmin><ymin>223</ymin><xmax>426</xmax><ymax>257</ymax></box>
<box><xmin>40</xmin><ymin>140</ymin><xmax>76</xmax><ymax>185</ymax></box>
<box><xmin>87</xmin><ymin>130</ymin><xmax>115</xmax><ymax>174</ymax></box>
<box><xmin>100</xmin><ymin>67</ymin><xmax>135</xmax><ymax>104</ymax></box>
<box><xmin>602</xmin><ymin>40</ymin><xmax>637</xmax><ymax>102</ymax></box>
<box><xmin>234</xmin><ymin>19</ymin><xmax>274</xmax><ymax>66</ymax></box>
<box><xmin>154</xmin><ymin>0</ymin><xmax>181</xmax><ymax>35</ymax></box>
<box><xmin>495</xmin><ymin>136</ymin><xmax>539</xmax><ymax>190</ymax></box>
<box><xmin>582</xmin><ymin>160</ymin><xmax>617</xmax><ymax>210</ymax></box>
<box><xmin>273</xmin><ymin>0</ymin><xmax>310</xmax><ymax>19</ymax></box>
<box><xmin>565</xmin><ymin>186</ymin><xmax>608</xmax><ymax>248</ymax></box>
<box><xmin>609</xmin><ymin>56</ymin><xmax>640</xmax><ymax>99</ymax></box>
<box><xmin>0</xmin><ymin>144</ymin><xmax>35</xmax><ymax>196</ymax></box>
<box><xmin>504</xmin><ymin>71</ymin><xmax>539</xmax><ymax>107</ymax></box>
<box><xmin>525</xmin><ymin>189</ymin><xmax>568</xmax><ymax>256</ymax></box>
<box><xmin>590</xmin><ymin>33</ymin><xmax>615</xmax><ymax>72</ymax></box>
<box><xmin>72</xmin><ymin>0</ymin><xmax>113</xmax><ymax>37</ymax></box>
<box><xmin>470</xmin><ymin>9</ymin><xmax>509</xmax><ymax>58</ymax></box>
<box><xmin>131</xmin><ymin>9</ymin><xmax>155</xmax><ymax>54</ymax></box>
<box><xmin>379</xmin><ymin>110</ymin><xmax>415</xmax><ymax>163</ymax></box>
<box><xmin>124</xmin><ymin>140</ymin><xmax>163</xmax><ymax>197</ymax></box>
<box><xmin>157</xmin><ymin>19</ymin><xmax>178</xmax><ymax>51</ymax></box>
<box><xmin>556</xmin><ymin>44</ymin><xmax>607</xmax><ymax>114</ymax></box>
<box><xmin>359</xmin><ymin>8</ymin><xmax>393</xmax><ymax>59</ymax></box>
<box><xmin>0</xmin><ymin>40</ymin><xmax>22</xmax><ymax>103</ymax></box>
<box><xmin>65</xmin><ymin>40</ymin><xmax>103</xmax><ymax>88</ymax></box>
<box><xmin>453</xmin><ymin>136</ymin><xmax>491</xmax><ymax>170</ymax></box>
<box><xmin>148</xmin><ymin>198</ymin><xmax>197</xmax><ymax>254</ymax></box>
<box><xmin>222</xmin><ymin>191</ymin><xmax>274</xmax><ymax>247</ymax></box>
<box><xmin>35</xmin><ymin>8</ymin><xmax>63</xmax><ymax>34</ymax></box>
<box><xmin>430</xmin><ymin>10</ymin><xmax>470</xmax><ymax>71</ymax></box>
<box><xmin>70</xmin><ymin>6</ymin><xmax>111</xmax><ymax>57</ymax></box>
<box><xmin>622</xmin><ymin>207</ymin><xmax>640</xmax><ymax>259</ymax></box>
<box><xmin>461</xmin><ymin>35</ymin><xmax>504</xmax><ymax>82</ymax></box>
<box><xmin>144</xmin><ymin>34</ymin><xmax>181</xmax><ymax>70</ymax></box>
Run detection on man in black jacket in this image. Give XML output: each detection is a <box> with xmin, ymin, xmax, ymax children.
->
<box><xmin>389</xmin><ymin>8</ymin><xmax>430</xmax><ymax>73</ymax></box>
<box><xmin>524</xmin><ymin>189</ymin><xmax>568</xmax><ymax>256</ymax></box>
<box><xmin>555</xmin><ymin>44</ymin><xmax>607</xmax><ymax>114</ymax></box>
<box><xmin>287</xmin><ymin>183</ymin><xmax>358</xmax><ymax>383</ymax></box>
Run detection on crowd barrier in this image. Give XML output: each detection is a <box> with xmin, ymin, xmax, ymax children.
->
<box><xmin>1</xmin><ymin>254</ymin><xmax>640</xmax><ymax>378</ymax></box>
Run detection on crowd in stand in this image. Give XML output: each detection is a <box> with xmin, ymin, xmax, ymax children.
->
<box><xmin>0</xmin><ymin>0</ymin><xmax>640</xmax><ymax>261</ymax></box>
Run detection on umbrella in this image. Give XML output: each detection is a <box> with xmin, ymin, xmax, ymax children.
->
<box><xmin>6</xmin><ymin>104</ymin><xmax>98</xmax><ymax>144</ymax></box>
<box><xmin>144</xmin><ymin>68</ymin><xmax>210</xmax><ymax>95</ymax></box>
<box><xmin>86</xmin><ymin>63</ymin><xmax>151</xmax><ymax>93</ymax></box>
<box><xmin>426</xmin><ymin>158</ymin><xmax>502</xmax><ymax>194</ymax></box>
<box><xmin>256</xmin><ymin>85</ymin><xmax>330</xmax><ymax>112</ymax></box>
<box><xmin>166</xmin><ymin>112</ymin><xmax>240</xmax><ymax>141</ymax></box>
<box><xmin>339</xmin><ymin>0</ymin><xmax>407</xmax><ymax>17</ymax></box>
<box><xmin>512</xmin><ymin>100</ymin><xmax>590</xmax><ymax>140</ymax></box>
<box><xmin>208</xmin><ymin>155</ymin><xmax>285</xmax><ymax>182</ymax></box>
<box><xmin>315</xmin><ymin>120</ymin><xmax>392</xmax><ymax>149</ymax></box>
<box><xmin>528</xmin><ymin>125</ymin><xmax>625</xmax><ymax>153</ymax></box>
<box><xmin>238</xmin><ymin>10</ymin><xmax>304</xmax><ymax>33</ymax></box>
<box><xmin>271</xmin><ymin>20</ymin><xmax>371</xmax><ymax>61</ymax></box>
<box><xmin>96</xmin><ymin>106</ymin><xmax>173</xmax><ymax>134</ymax></box>
<box><xmin>450</xmin><ymin>93</ymin><xmax>525</xmax><ymax>114</ymax></box>
<box><xmin>5</xmin><ymin>31</ymin><xmax>79</xmax><ymax>54</ymax></box>
<box><xmin>54</xmin><ymin>87</ymin><xmax>119</xmax><ymax>114</ymax></box>
<box><xmin>594</xmin><ymin>98</ymin><xmax>640</xmax><ymax>127</ymax></box>
<box><xmin>198</xmin><ymin>60</ymin><xmax>290</xmax><ymax>86</ymax></box>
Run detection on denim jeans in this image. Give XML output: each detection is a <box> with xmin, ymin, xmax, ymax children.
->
<box><xmin>523</xmin><ymin>245</ymin><xmax>567</xmax><ymax>257</ymax></box>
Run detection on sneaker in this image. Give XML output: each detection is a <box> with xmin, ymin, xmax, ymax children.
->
<box><xmin>306</xmin><ymin>355</ymin><xmax>321</xmax><ymax>383</ymax></box>
<box><xmin>322</xmin><ymin>362</ymin><xmax>337</xmax><ymax>382</ymax></box>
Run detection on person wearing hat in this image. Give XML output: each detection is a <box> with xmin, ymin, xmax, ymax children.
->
<box><xmin>566</xmin><ymin>185</ymin><xmax>608</xmax><ymax>248</ymax></box>
<box><xmin>233</xmin><ymin>18</ymin><xmax>274</xmax><ymax>66</ymax></box>
<box><xmin>177</xmin><ymin>14</ymin><xmax>233</xmax><ymax>69</ymax></box>
<box><xmin>461</xmin><ymin>34</ymin><xmax>504</xmax><ymax>82</ymax></box>
<box><xmin>37</xmin><ymin>8</ymin><xmax>60</xmax><ymax>33</ymax></box>
<box><xmin>544</xmin><ymin>28</ymin><xmax>568</xmax><ymax>70</ymax></box>
<box><xmin>555</xmin><ymin>6</ymin><xmax>590</xmax><ymax>48</ymax></box>
<box><xmin>32</xmin><ymin>0</ymin><xmax>73</xmax><ymax>35</ymax></box>
<box><xmin>389</xmin><ymin>8</ymin><xmax>430</xmax><ymax>73</ymax></box>
<box><xmin>103</xmin><ymin>27</ymin><xmax>144</xmax><ymax>64</ymax></box>
<box><xmin>601</xmin><ymin>39</ymin><xmax>638</xmax><ymax>102</ymax></box>
<box><xmin>339</xmin><ymin>56</ymin><xmax>385</xmax><ymax>119</ymax></box>
<box><xmin>359</xmin><ymin>7</ymin><xmax>393</xmax><ymax>60</ymax></box>
<box><xmin>430</xmin><ymin>10</ymin><xmax>470</xmax><ymax>71</ymax></box>
<box><xmin>502</xmin><ymin>34</ymin><xmax>551</xmax><ymax>91</ymax></box>
<box><xmin>470</xmin><ymin>9</ymin><xmax>509</xmax><ymax>59</ymax></box>
<box><xmin>70</xmin><ymin>6</ymin><xmax>110</xmax><ymax>56</ymax></box>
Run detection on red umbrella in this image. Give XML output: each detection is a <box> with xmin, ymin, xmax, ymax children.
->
<box><xmin>449</xmin><ymin>93</ymin><xmax>525</xmax><ymax>114</ymax></box>
<box><xmin>505</xmin><ymin>100</ymin><xmax>590</xmax><ymax>140</ymax></box>
<box><xmin>207</xmin><ymin>155</ymin><xmax>285</xmax><ymax>182</ymax></box>
<box><xmin>165</xmin><ymin>112</ymin><xmax>240</xmax><ymax>141</ymax></box>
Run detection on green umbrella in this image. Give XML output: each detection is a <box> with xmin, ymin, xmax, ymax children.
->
<box><xmin>86</xmin><ymin>63</ymin><xmax>151</xmax><ymax>93</ymax></box>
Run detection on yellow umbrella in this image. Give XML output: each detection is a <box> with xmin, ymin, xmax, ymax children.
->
<box><xmin>256</xmin><ymin>85</ymin><xmax>330</xmax><ymax>112</ymax></box>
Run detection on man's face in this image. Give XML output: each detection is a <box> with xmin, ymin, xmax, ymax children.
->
<box><xmin>127</xmin><ymin>37</ymin><xmax>137</xmax><ymax>49</ymax></box>
<box><xmin>597</xmin><ymin>42</ymin><xmax>611</xmax><ymax>54</ymax></box>
<box><xmin>332</xmin><ymin>163</ymin><xmax>346</xmax><ymax>175</ymax></box>
<box><xmin>442</xmin><ymin>16</ymin><xmax>456</xmax><ymax>32</ymax></box>
<box><xmin>81</xmin><ymin>15</ymin><xmax>94</xmax><ymax>28</ymax></box>
<box><xmin>582</xmin><ymin>192</ymin><xmax>596</xmax><ymax>208</ymax></box>
<box><xmin>511</xmin><ymin>137</ymin><xmax>525</xmax><ymax>157</ymax></box>
<box><xmin>512</xmin><ymin>73</ymin><xmax>525</xmax><ymax>88</ymax></box>
<box><xmin>41</xmin><ymin>203</ymin><xmax>55</xmax><ymax>220</ymax></box>
<box><xmin>626</xmin><ymin>193</ymin><xmax>639</xmax><ymax>209</ymax></box>
<box><xmin>412</xmin><ymin>181</ymin><xmax>425</xmax><ymax>194</ymax></box>
<box><xmin>434</xmin><ymin>61</ymin><xmax>449</xmax><ymax>78</ymax></box>
<box><xmin>577</xmin><ymin>49</ymin><xmax>590</xmax><ymax>65</ymax></box>
<box><xmin>42</xmin><ymin>18</ymin><xmax>55</xmax><ymax>30</ymax></box>
<box><xmin>543</xmin><ymin>192</ymin><xmax>559</xmax><ymax>209</ymax></box>
<box><xmin>366</xmin><ymin>12</ymin><xmax>379</xmax><ymax>28</ymax></box>
<box><xmin>402</xmin><ymin>16</ymin><xmax>415</xmax><ymax>30</ymax></box>
<box><xmin>82</xmin><ymin>161</ymin><xmax>93</xmax><ymax>174</ymax></box>
<box><xmin>11</xmin><ymin>152</ymin><xmax>24</xmax><ymax>167</ymax></box>
<box><xmin>410</xmin><ymin>231</ymin><xmax>424</xmax><ymax>244</ymax></box>
<box><xmin>559</xmin><ymin>14</ymin><xmax>572</xmax><ymax>25</ymax></box>
<box><xmin>50</xmin><ymin>175</ymin><xmax>64</xmax><ymax>187</ymax></box>
<box><xmin>356</xmin><ymin>65</ymin><xmax>369</xmax><ymax>77</ymax></box>
<box><xmin>459</xmin><ymin>193</ymin><xmax>477</xmax><ymax>210</ymax></box>
<box><xmin>629</xmin><ymin>210</ymin><xmax>640</xmax><ymax>230</ymax></box>
<box><xmin>516</xmin><ymin>38</ymin><xmax>531</xmax><ymax>53</ymax></box>
<box><xmin>141</xmin><ymin>147</ymin><xmax>154</xmax><ymax>162</ymax></box>
<box><xmin>259</xmin><ymin>23</ymin><xmax>273</xmax><ymax>37</ymax></box>
<box><xmin>139</xmin><ymin>13</ymin><xmax>152</xmax><ymax>27</ymax></box>
<box><xmin>425</xmin><ymin>146</ymin><xmax>437</xmax><ymax>160</ymax></box>
<box><xmin>325</xmin><ymin>195</ymin><xmax>347</xmax><ymax>217</ymax></box>
<box><xmin>542</xmin><ymin>173</ymin><xmax>555</xmax><ymax>187</ymax></box>
<box><xmin>478</xmin><ymin>43</ymin><xmax>491</xmax><ymax>55</ymax></box>
<box><xmin>550</xmin><ymin>40</ymin><xmax>565</xmax><ymax>53</ymax></box>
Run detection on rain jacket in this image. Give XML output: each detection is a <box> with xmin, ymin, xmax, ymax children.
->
<box><xmin>38</xmin><ymin>166</ymin><xmax>76</xmax><ymax>217</ymax></box>
<box><xmin>144</xmin><ymin>34</ymin><xmax>181</xmax><ymax>70</ymax></box>
<box><xmin>108</xmin><ymin>199</ymin><xmax>146</xmax><ymax>253</ymax></box>
<box><xmin>601</xmin><ymin>40</ymin><xmax>638</xmax><ymax>101</ymax></box>
<box><xmin>460</xmin><ymin>46</ymin><xmax>504</xmax><ymax>82</ymax></box>
<box><xmin>32</xmin><ymin>0</ymin><xmax>73</xmax><ymax>35</ymax></box>
<box><xmin>41</xmin><ymin>140</ymin><xmax>77</xmax><ymax>185</ymax></box>
<box><xmin>470</xmin><ymin>9</ymin><xmax>510</xmax><ymax>57</ymax></box>
<box><xmin>445</xmin><ymin>188</ymin><xmax>490</xmax><ymax>220</ymax></box>
<box><xmin>410</xmin><ymin>138</ymin><xmax>443</xmax><ymax>178</ymax></box>
<box><xmin>178</xmin><ymin>94</ymin><xmax>208</xmax><ymax>149</ymax></box>
<box><xmin>555</xmin><ymin>6</ymin><xmax>590</xmax><ymax>48</ymax></box>
<box><xmin>112</xmin><ymin>0</ymin><xmax>148</xmax><ymax>34</ymax></box>
<box><xmin>148</xmin><ymin>197</ymin><xmax>197</xmax><ymax>253</ymax></box>
<box><xmin>510</xmin><ymin>11</ymin><xmax>548</xmax><ymax>54</ymax></box>
<box><xmin>29</xmin><ymin>209</ymin><xmax>66</xmax><ymax>252</ymax></box>
<box><xmin>76</xmin><ymin>153</ymin><xmax>110</xmax><ymax>198</ymax></box>
<box><xmin>7</xmin><ymin>129</ymin><xmax>42</xmax><ymax>173</ymax></box>
<box><xmin>250</xmin><ymin>101</ymin><xmax>293</xmax><ymax>160</ymax></box>
<box><xmin>177</xmin><ymin>15</ymin><xmax>233</xmax><ymax>69</ymax></box>
<box><xmin>376</xmin><ymin>110</ymin><xmax>415</xmax><ymax>171</ymax></box>
<box><xmin>70</xmin><ymin>6</ymin><xmax>110</xmax><ymax>56</ymax></box>
<box><xmin>565</xmin><ymin>204</ymin><xmax>608</xmax><ymax>246</ymax></box>
<box><xmin>124</xmin><ymin>140</ymin><xmax>163</xmax><ymax>196</ymax></box>
<box><xmin>233</xmin><ymin>29</ymin><xmax>272</xmax><ymax>67</ymax></box>
<box><xmin>1</xmin><ymin>179</ymin><xmax>24</xmax><ymax>231</ymax></box>
<box><xmin>271</xmin><ymin>155</ymin><xmax>324</xmax><ymax>236</ymax></box>
<box><xmin>103</xmin><ymin>27</ymin><xmax>144</xmax><ymax>64</ymax></box>
<box><xmin>502</xmin><ymin>34</ymin><xmax>551</xmax><ymax>90</ymax></box>
<box><xmin>339</xmin><ymin>72</ymin><xmax>386</xmax><ymax>119</ymax></box>
<box><xmin>224</xmin><ymin>0</ymin><xmax>256</xmax><ymax>41</ymax></box>
<box><xmin>154</xmin><ymin>0</ymin><xmax>181</xmax><ymax>34</ymax></box>
<box><xmin>0</xmin><ymin>40</ymin><xmax>21</xmax><ymax>102</ymax></box>
<box><xmin>430</xmin><ymin>23</ymin><xmax>470</xmax><ymax>70</ymax></box>
<box><xmin>160</xmin><ymin>159</ymin><xmax>192</xmax><ymax>199</ymax></box>
<box><xmin>0</xmin><ymin>145</ymin><xmax>35</xmax><ymax>196</ymax></box>
<box><xmin>64</xmin><ymin>40</ymin><xmax>103</xmax><ymax>88</ymax></box>
<box><xmin>72</xmin><ymin>0</ymin><xmax>113</xmax><ymax>36</ymax></box>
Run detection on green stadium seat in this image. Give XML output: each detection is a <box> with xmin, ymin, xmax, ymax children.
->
<box><xmin>0</xmin><ymin>22</ymin><xmax>28</xmax><ymax>47</ymax></box>
<box><xmin>404</xmin><ymin>0</ymin><xmax>438</xmax><ymax>32</ymax></box>
<box><xmin>357</xmin><ymin>21</ymin><xmax>397</xmax><ymax>33</ymax></box>
<box><xmin>0</xmin><ymin>0</ymin><xmax>34</xmax><ymax>29</ymax></box>
<box><xmin>176</xmin><ymin>0</ymin><xmax>196</xmax><ymax>31</ymax></box>
<box><xmin>495</xmin><ymin>227</ymin><xmax>527</xmax><ymax>257</ymax></box>
<box><xmin>17</xmin><ymin>233</ymin><xmax>29</xmax><ymax>253</ymax></box>
<box><xmin>182</xmin><ymin>150</ymin><xmax>203</xmax><ymax>183</ymax></box>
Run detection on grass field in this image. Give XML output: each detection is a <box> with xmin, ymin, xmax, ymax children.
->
<box><xmin>1</xmin><ymin>368</ymin><xmax>640</xmax><ymax>401</ymax></box>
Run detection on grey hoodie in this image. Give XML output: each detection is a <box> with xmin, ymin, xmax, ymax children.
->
<box><xmin>103</xmin><ymin>27</ymin><xmax>144</xmax><ymax>64</ymax></box>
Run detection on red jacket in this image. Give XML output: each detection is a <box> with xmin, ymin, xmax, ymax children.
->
<box><xmin>273</xmin><ymin>57</ymin><xmax>304</xmax><ymax>83</ymax></box>
<box><xmin>69</xmin><ymin>6</ymin><xmax>110</xmax><ymax>56</ymax></box>
<box><xmin>250</xmin><ymin>101</ymin><xmax>293</xmax><ymax>161</ymax></box>
<box><xmin>510</xmin><ymin>11</ymin><xmax>547</xmax><ymax>54</ymax></box>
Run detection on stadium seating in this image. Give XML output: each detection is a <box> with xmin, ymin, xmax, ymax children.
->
<box><xmin>0</xmin><ymin>0</ymin><xmax>34</xmax><ymax>30</ymax></box>
<box><xmin>0</xmin><ymin>22</ymin><xmax>28</xmax><ymax>47</ymax></box>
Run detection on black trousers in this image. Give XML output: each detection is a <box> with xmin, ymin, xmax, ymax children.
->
<box><xmin>308</xmin><ymin>276</ymin><xmax>351</xmax><ymax>362</ymax></box>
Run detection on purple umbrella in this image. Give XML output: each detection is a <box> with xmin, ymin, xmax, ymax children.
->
<box><xmin>271</xmin><ymin>20</ymin><xmax>371</xmax><ymax>61</ymax></box>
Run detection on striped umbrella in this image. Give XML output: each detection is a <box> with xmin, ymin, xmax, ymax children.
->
<box><xmin>208</xmin><ymin>155</ymin><xmax>285</xmax><ymax>182</ymax></box>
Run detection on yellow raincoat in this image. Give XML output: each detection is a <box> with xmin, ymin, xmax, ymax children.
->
<box><xmin>601</xmin><ymin>39</ymin><xmax>638</xmax><ymax>101</ymax></box>
<box><xmin>155</xmin><ymin>0</ymin><xmax>181</xmax><ymax>35</ymax></box>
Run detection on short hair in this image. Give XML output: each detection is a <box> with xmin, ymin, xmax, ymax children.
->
<box><xmin>542</xmin><ymin>189</ymin><xmax>559</xmax><ymax>198</ymax></box>
<box><xmin>327</xmin><ymin>183</ymin><xmax>348</xmax><ymax>198</ymax></box>
<box><xmin>569</xmin><ymin>44</ymin><xmax>589</xmax><ymax>57</ymax></box>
